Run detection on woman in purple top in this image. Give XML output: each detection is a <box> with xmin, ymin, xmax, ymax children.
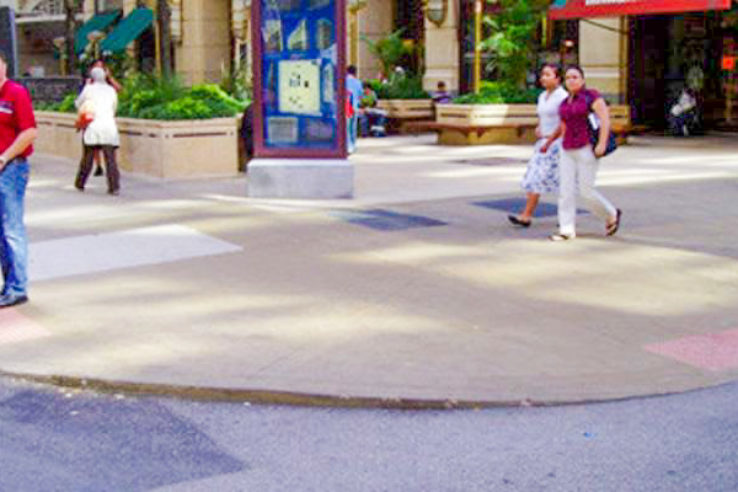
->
<box><xmin>548</xmin><ymin>65</ymin><xmax>621</xmax><ymax>241</ymax></box>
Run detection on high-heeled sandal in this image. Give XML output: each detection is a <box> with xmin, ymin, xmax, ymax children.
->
<box><xmin>606</xmin><ymin>209</ymin><xmax>622</xmax><ymax>236</ymax></box>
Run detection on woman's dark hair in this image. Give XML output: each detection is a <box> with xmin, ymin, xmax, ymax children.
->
<box><xmin>540</xmin><ymin>63</ymin><xmax>561</xmax><ymax>80</ymax></box>
<box><xmin>565</xmin><ymin>64</ymin><xmax>585</xmax><ymax>78</ymax></box>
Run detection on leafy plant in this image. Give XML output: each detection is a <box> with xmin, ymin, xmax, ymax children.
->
<box><xmin>453</xmin><ymin>81</ymin><xmax>541</xmax><ymax>104</ymax></box>
<box><xmin>219</xmin><ymin>62</ymin><xmax>252</xmax><ymax>102</ymax></box>
<box><xmin>36</xmin><ymin>93</ymin><xmax>77</xmax><ymax>112</ymax></box>
<box><xmin>361</xmin><ymin>29</ymin><xmax>413</xmax><ymax>77</ymax></box>
<box><xmin>371</xmin><ymin>71</ymin><xmax>429</xmax><ymax>100</ymax></box>
<box><xmin>480</xmin><ymin>0</ymin><xmax>549</xmax><ymax>88</ymax></box>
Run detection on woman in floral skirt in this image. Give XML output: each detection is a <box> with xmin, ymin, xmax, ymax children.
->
<box><xmin>508</xmin><ymin>64</ymin><xmax>568</xmax><ymax>227</ymax></box>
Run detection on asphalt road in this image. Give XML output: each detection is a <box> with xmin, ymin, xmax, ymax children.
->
<box><xmin>1</xmin><ymin>376</ymin><xmax>736</xmax><ymax>491</ymax></box>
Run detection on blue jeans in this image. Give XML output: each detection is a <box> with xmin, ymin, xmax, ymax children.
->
<box><xmin>347</xmin><ymin>115</ymin><xmax>358</xmax><ymax>153</ymax></box>
<box><xmin>0</xmin><ymin>159</ymin><xmax>29</xmax><ymax>296</ymax></box>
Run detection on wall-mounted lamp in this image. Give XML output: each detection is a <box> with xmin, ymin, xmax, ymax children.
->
<box><xmin>423</xmin><ymin>0</ymin><xmax>449</xmax><ymax>28</ymax></box>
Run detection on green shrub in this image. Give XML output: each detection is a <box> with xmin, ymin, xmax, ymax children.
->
<box><xmin>453</xmin><ymin>81</ymin><xmax>541</xmax><ymax>104</ymax></box>
<box><xmin>118</xmin><ymin>74</ymin><xmax>186</xmax><ymax>118</ymax></box>
<box><xmin>219</xmin><ymin>62</ymin><xmax>252</xmax><ymax>101</ymax></box>
<box><xmin>361</xmin><ymin>29</ymin><xmax>412</xmax><ymax>77</ymax></box>
<box><xmin>115</xmin><ymin>75</ymin><xmax>248</xmax><ymax>120</ymax></box>
<box><xmin>374</xmin><ymin>72</ymin><xmax>429</xmax><ymax>100</ymax></box>
<box><xmin>188</xmin><ymin>85</ymin><xmax>248</xmax><ymax>113</ymax></box>
<box><xmin>35</xmin><ymin>93</ymin><xmax>77</xmax><ymax>112</ymax></box>
<box><xmin>137</xmin><ymin>97</ymin><xmax>213</xmax><ymax>120</ymax></box>
<box><xmin>40</xmin><ymin>73</ymin><xmax>249</xmax><ymax>120</ymax></box>
<box><xmin>57</xmin><ymin>93</ymin><xmax>78</xmax><ymax>112</ymax></box>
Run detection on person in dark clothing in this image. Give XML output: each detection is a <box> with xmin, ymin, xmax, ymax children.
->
<box><xmin>239</xmin><ymin>104</ymin><xmax>254</xmax><ymax>162</ymax></box>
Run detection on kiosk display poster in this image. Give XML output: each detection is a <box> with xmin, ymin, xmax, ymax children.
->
<box><xmin>253</xmin><ymin>0</ymin><xmax>347</xmax><ymax>158</ymax></box>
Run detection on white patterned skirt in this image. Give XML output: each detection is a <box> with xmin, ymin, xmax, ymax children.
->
<box><xmin>521</xmin><ymin>138</ymin><xmax>562</xmax><ymax>194</ymax></box>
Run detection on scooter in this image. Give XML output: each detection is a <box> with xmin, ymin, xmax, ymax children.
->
<box><xmin>668</xmin><ymin>89</ymin><xmax>700</xmax><ymax>136</ymax></box>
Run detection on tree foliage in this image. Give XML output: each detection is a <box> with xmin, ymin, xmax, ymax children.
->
<box><xmin>361</xmin><ymin>29</ymin><xmax>413</xmax><ymax>78</ymax></box>
<box><xmin>479</xmin><ymin>0</ymin><xmax>549</xmax><ymax>88</ymax></box>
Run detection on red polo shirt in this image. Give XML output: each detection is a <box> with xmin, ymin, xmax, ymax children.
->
<box><xmin>0</xmin><ymin>79</ymin><xmax>36</xmax><ymax>158</ymax></box>
<box><xmin>560</xmin><ymin>88</ymin><xmax>600</xmax><ymax>151</ymax></box>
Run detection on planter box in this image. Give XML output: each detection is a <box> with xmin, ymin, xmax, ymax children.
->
<box><xmin>376</xmin><ymin>99</ymin><xmax>435</xmax><ymax>135</ymax></box>
<box><xmin>376</xmin><ymin>99</ymin><xmax>434</xmax><ymax>119</ymax></box>
<box><xmin>434</xmin><ymin>103</ymin><xmax>538</xmax><ymax>145</ymax></box>
<box><xmin>35</xmin><ymin>111</ymin><xmax>240</xmax><ymax>178</ymax></box>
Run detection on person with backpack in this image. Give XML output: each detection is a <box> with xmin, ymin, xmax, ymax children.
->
<box><xmin>548</xmin><ymin>65</ymin><xmax>621</xmax><ymax>242</ymax></box>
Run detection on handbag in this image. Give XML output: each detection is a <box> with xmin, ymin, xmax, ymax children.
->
<box><xmin>583</xmin><ymin>91</ymin><xmax>617</xmax><ymax>157</ymax></box>
<box><xmin>75</xmin><ymin>100</ymin><xmax>95</xmax><ymax>131</ymax></box>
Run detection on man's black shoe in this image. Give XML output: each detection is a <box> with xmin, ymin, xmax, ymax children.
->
<box><xmin>0</xmin><ymin>294</ymin><xmax>28</xmax><ymax>308</ymax></box>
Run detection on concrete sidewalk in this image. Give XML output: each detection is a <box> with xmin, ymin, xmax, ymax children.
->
<box><xmin>1</xmin><ymin>134</ymin><xmax>737</xmax><ymax>407</ymax></box>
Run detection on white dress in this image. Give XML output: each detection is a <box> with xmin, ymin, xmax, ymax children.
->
<box><xmin>75</xmin><ymin>82</ymin><xmax>120</xmax><ymax>147</ymax></box>
<box><xmin>521</xmin><ymin>86</ymin><xmax>568</xmax><ymax>194</ymax></box>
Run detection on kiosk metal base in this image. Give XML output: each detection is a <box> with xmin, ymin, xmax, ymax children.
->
<box><xmin>246</xmin><ymin>159</ymin><xmax>354</xmax><ymax>199</ymax></box>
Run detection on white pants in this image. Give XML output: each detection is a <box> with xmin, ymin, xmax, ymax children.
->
<box><xmin>558</xmin><ymin>146</ymin><xmax>617</xmax><ymax>237</ymax></box>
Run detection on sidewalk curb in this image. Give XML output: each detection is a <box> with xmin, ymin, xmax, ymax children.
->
<box><xmin>2</xmin><ymin>370</ymin><xmax>724</xmax><ymax>411</ymax></box>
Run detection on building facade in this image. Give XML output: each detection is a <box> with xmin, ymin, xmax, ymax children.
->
<box><xmin>8</xmin><ymin>0</ymin><xmax>738</xmax><ymax>130</ymax></box>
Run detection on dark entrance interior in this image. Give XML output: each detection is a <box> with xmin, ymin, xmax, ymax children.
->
<box><xmin>629</xmin><ymin>12</ymin><xmax>729</xmax><ymax>130</ymax></box>
<box><xmin>629</xmin><ymin>16</ymin><xmax>669</xmax><ymax>128</ymax></box>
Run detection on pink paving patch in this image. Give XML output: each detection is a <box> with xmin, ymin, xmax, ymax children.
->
<box><xmin>0</xmin><ymin>310</ymin><xmax>51</xmax><ymax>345</ymax></box>
<box><xmin>644</xmin><ymin>329</ymin><xmax>738</xmax><ymax>372</ymax></box>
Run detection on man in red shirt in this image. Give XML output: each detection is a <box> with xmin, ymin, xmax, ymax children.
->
<box><xmin>0</xmin><ymin>51</ymin><xmax>37</xmax><ymax>307</ymax></box>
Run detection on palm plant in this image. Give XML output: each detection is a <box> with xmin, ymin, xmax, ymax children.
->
<box><xmin>480</xmin><ymin>0</ymin><xmax>549</xmax><ymax>88</ymax></box>
<box><xmin>361</xmin><ymin>29</ymin><xmax>412</xmax><ymax>78</ymax></box>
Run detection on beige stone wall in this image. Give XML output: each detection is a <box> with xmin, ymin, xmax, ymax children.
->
<box><xmin>175</xmin><ymin>0</ymin><xmax>232</xmax><ymax>85</ymax></box>
<box><xmin>578</xmin><ymin>17</ymin><xmax>628</xmax><ymax>102</ymax></box>
<box><xmin>423</xmin><ymin>1</ymin><xmax>459</xmax><ymax>93</ymax></box>
<box><xmin>357</xmin><ymin>0</ymin><xmax>394</xmax><ymax>80</ymax></box>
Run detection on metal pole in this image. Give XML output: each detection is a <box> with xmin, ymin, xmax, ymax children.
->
<box><xmin>473</xmin><ymin>0</ymin><xmax>482</xmax><ymax>94</ymax></box>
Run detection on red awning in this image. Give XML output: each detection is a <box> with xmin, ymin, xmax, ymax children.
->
<box><xmin>548</xmin><ymin>0</ymin><xmax>732</xmax><ymax>20</ymax></box>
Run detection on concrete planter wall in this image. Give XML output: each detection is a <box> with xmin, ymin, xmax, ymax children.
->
<box><xmin>376</xmin><ymin>99</ymin><xmax>434</xmax><ymax>119</ymax></box>
<box><xmin>435</xmin><ymin>103</ymin><xmax>538</xmax><ymax>126</ymax></box>
<box><xmin>35</xmin><ymin>111</ymin><xmax>240</xmax><ymax>178</ymax></box>
<box><xmin>434</xmin><ymin>104</ymin><xmax>538</xmax><ymax>145</ymax></box>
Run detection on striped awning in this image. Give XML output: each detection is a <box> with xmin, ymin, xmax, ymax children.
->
<box><xmin>75</xmin><ymin>10</ymin><xmax>121</xmax><ymax>54</ymax></box>
<box><xmin>100</xmin><ymin>8</ymin><xmax>154</xmax><ymax>53</ymax></box>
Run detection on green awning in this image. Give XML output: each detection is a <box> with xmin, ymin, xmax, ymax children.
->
<box><xmin>75</xmin><ymin>10</ymin><xmax>121</xmax><ymax>54</ymax></box>
<box><xmin>100</xmin><ymin>8</ymin><xmax>154</xmax><ymax>54</ymax></box>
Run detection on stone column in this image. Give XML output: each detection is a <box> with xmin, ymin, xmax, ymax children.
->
<box><xmin>357</xmin><ymin>0</ymin><xmax>393</xmax><ymax>79</ymax></box>
<box><xmin>422</xmin><ymin>0</ymin><xmax>459</xmax><ymax>93</ymax></box>
<box><xmin>578</xmin><ymin>17</ymin><xmax>628</xmax><ymax>103</ymax></box>
<box><xmin>174</xmin><ymin>0</ymin><xmax>230</xmax><ymax>84</ymax></box>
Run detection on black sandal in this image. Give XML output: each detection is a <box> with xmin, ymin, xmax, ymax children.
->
<box><xmin>508</xmin><ymin>215</ymin><xmax>532</xmax><ymax>228</ymax></box>
<box><xmin>606</xmin><ymin>209</ymin><xmax>622</xmax><ymax>237</ymax></box>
